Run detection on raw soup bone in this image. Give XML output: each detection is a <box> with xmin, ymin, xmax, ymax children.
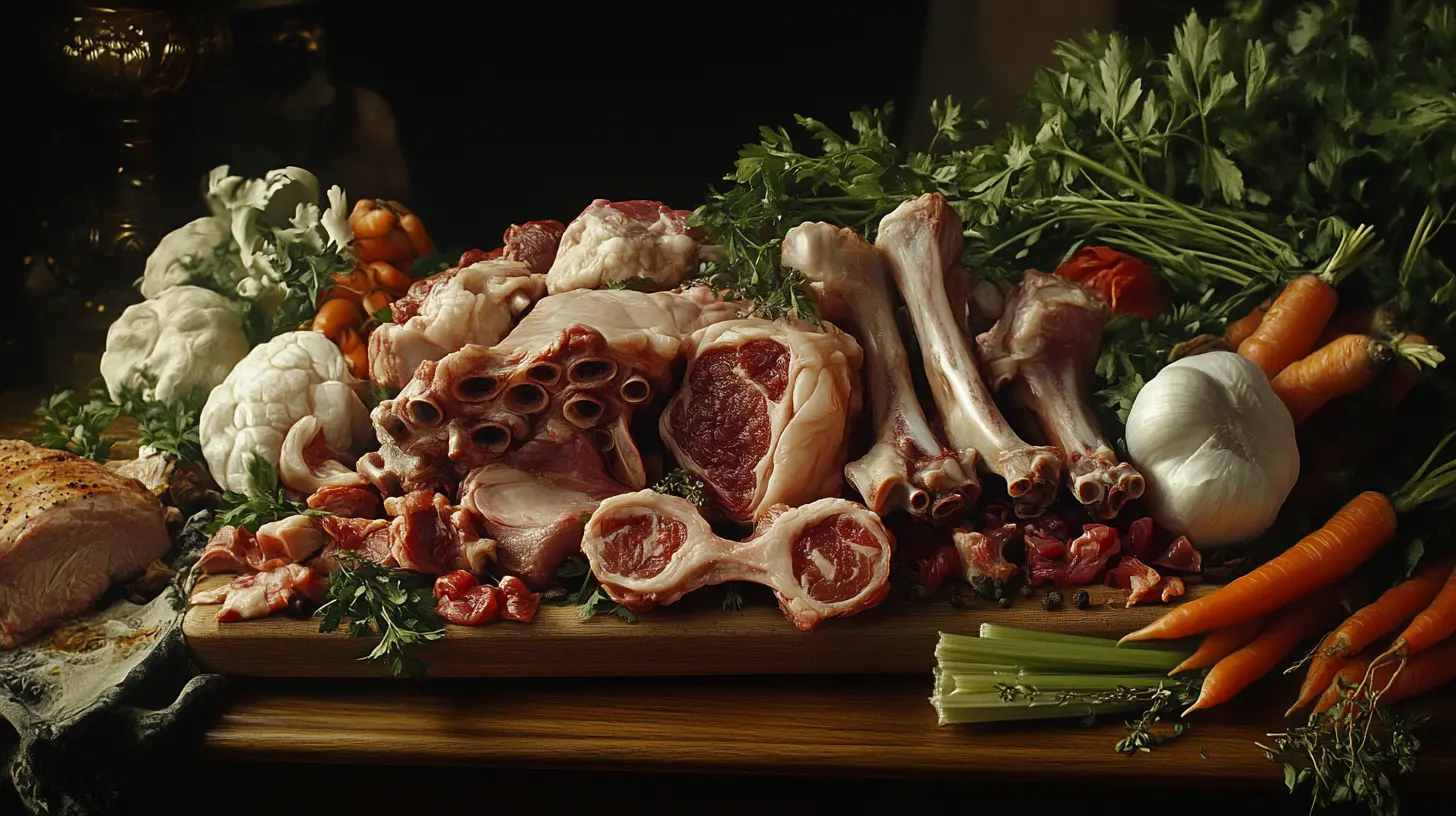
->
<box><xmin>875</xmin><ymin>193</ymin><xmax>1061</xmax><ymax>518</ymax></box>
<box><xmin>365</xmin><ymin>286</ymin><xmax>741</xmax><ymax>497</ymax></box>
<box><xmin>977</xmin><ymin>271</ymin><xmax>1145</xmax><ymax>518</ymax></box>
<box><xmin>369</xmin><ymin>259</ymin><xmax>546</xmax><ymax>389</ymax></box>
<box><xmin>545</xmin><ymin>200</ymin><xmax>721</xmax><ymax>294</ymax></box>
<box><xmin>458</xmin><ymin>418</ymin><xmax>630</xmax><ymax>589</ymax></box>
<box><xmin>781</xmin><ymin>221</ymin><xmax>979</xmax><ymax>520</ymax></box>
<box><xmin>659</xmin><ymin>317</ymin><xmax>864</xmax><ymax>524</ymax></box>
<box><xmin>581</xmin><ymin>491</ymin><xmax>894</xmax><ymax>630</ymax></box>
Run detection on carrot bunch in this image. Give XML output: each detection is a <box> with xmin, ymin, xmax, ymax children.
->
<box><xmin>313</xmin><ymin>199</ymin><xmax>437</xmax><ymax>377</ymax></box>
<box><xmin>1126</xmin><ymin>431</ymin><xmax>1456</xmax><ymax>717</ymax></box>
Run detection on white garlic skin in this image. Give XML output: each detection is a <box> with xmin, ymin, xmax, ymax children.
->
<box><xmin>1125</xmin><ymin>351</ymin><xmax>1300</xmax><ymax>547</ymax></box>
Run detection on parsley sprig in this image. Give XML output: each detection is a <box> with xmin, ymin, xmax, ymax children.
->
<box><xmin>33</xmin><ymin>384</ymin><xmax>122</xmax><ymax>462</ymax></box>
<box><xmin>553</xmin><ymin>554</ymin><xmax>638</xmax><ymax>623</ymax></box>
<box><xmin>206</xmin><ymin>455</ymin><xmax>326</xmax><ymax>535</ymax></box>
<box><xmin>315</xmin><ymin>550</ymin><xmax>445</xmax><ymax>679</ymax></box>
<box><xmin>32</xmin><ymin>372</ymin><xmax>205</xmax><ymax>464</ymax></box>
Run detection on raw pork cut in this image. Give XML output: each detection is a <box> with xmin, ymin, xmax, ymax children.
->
<box><xmin>660</xmin><ymin>317</ymin><xmax>864</xmax><ymax>523</ymax></box>
<box><xmin>469</xmin><ymin>219</ymin><xmax>567</xmax><ymax>275</ymax></box>
<box><xmin>458</xmin><ymin>418</ymin><xmax>629</xmax><ymax>589</ymax></box>
<box><xmin>365</xmin><ymin>286</ymin><xmax>740</xmax><ymax>497</ymax></box>
<box><xmin>781</xmin><ymin>221</ymin><xmax>978</xmax><ymax>520</ymax></box>
<box><xmin>383</xmin><ymin>490</ymin><xmax>496</xmax><ymax>576</ymax></box>
<box><xmin>1</xmin><ymin>440</ymin><xmax>170</xmax><ymax>648</ymax></box>
<box><xmin>546</xmin><ymin>200</ymin><xmax>720</xmax><ymax>293</ymax></box>
<box><xmin>977</xmin><ymin>270</ymin><xmax>1145</xmax><ymax>518</ymax></box>
<box><xmin>196</xmin><ymin>516</ymin><xmax>328</xmax><ymax>574</ymax></box>
<box><xmin>876</xmin><ymin>193</ymin><xmax>1061</xmax><ymax>518</ymax></box>
<box><xmin>581</xmin><ymin>491</ymin><xmax>893</xmax><ymax>630</ymax></box>
<box><xmin>369</xmin><ymin>259</ymin><xmax>546</xmax><ymax>389</ymax></box>
<box><xmin>190</xmin><ymin>563</ymin><xmax>327</xmax><ymax>622</ymax></box>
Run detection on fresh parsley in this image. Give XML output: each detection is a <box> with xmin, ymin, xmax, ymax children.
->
<box><xmin>651</xmin><ymin>468</ymin><xmax>710</xmax><ymax>506</ymax></box>
<box><xmin>314</xmin><ymin>550</ymin><xmax>445</xmax><ymax>678</ymax></box>
<box><xmin>32</xmin><ymin>383</ymin><xmax>121</xmax><ymax>462</ymax></box>
<box><xmin>207</xmin><ymin>455</ymin><xmax>327</xmax><ymax>535</ymax></box>
<box><xmin>552</xmin><ymin>554</ymin><xmax>639</xmax><ymax>623</ymax></box>
<box><xmin>32</xmin><ymin>371</ymin><xmax>205</xmax><ymax>464</ymax></box>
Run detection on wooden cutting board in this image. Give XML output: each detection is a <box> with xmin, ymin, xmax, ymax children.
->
<box><xmin>183</xmin><ymin>576</ymin><xmax>1216</xmax><ymax>678</ymax></box>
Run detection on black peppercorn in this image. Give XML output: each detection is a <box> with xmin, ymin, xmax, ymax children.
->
<box><xmin>907</xmin><ymin>583</ymin><xmax>929</xmax><ymax>603</ymax></box>
<box><xmin>1043</xmin><ymin>590</ymin><xmax>1063</xmax><ymax>610</ymax></box>
<box><xmin>1019</xmin><ymin>584</ymin><xmax>1035</xmax><ymax>599</ymax></box>
<box><xmin>997</xmin><ymin>597</ymin><xmax>1012</xmax><ymax>609</ymax></box>
<box><xmin>949</xmin><ymin>589</ymin><xmax>968</xmax><ymax>609</ymax></box>
<box><xmin>1073</xmin><ymin>589</ymin><xmax>1090</xmax><ymax>609</ymax></box>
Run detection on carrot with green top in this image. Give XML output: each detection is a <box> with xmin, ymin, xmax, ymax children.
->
<box><xmin>1287</xmin><ymin>553</ymin><xmax>1456</xmax><ymax>715</ymax></box>
<box><xmin>1224</xmin><ymin>293</ymin><xmax>1274</xmax><ymax>348</ymax></box>
<box><xmin>1271</xmin><ymin>334</ymin><xmax>1444</xmax><ymax>424</ymax></box>
<box><xmin>1237</xmin><ymin>224</ymin><xmax>1378</xmax><ymax>378</ymax></box>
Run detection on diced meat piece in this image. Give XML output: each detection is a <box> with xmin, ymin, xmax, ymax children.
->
<box><xmin>319</xmin><ymin>516</ymin><xmax>395</xmax><ymax>568</ymax></box>
<box><xmin>546</xmin><ymin>200</ymin><xmax>716</xmax><ymax>293</ymax></box>
<box><xmin>983</xmin><ymin>504</ymin><xmax>1016</xmax><ymax>531</ymax></box>
<box><xmin>432</xmin><ymin>570</ymin><xmax>501</xmax><ymax>626</ymax></box>
<box><xmin>581</xmin><ymin>492</ymin><xmax>894</xmax><ymax>631</ymax></box>
<box><xmin>953</xmin><ymin>524</ymin><xmax>1021</xmax><ymax>585</ymax></box>
<box><xmin>369</xmin><ymin>260</ymin><xmax>547</xmax><ymax>389</ymax></box>
<box><xmin>307</xmin><ymin>484</ymin><xmax>383</xmax><ymax>518</ymax></box>
<box><xmin>498</xmin><ymin>575</ymin><xmax>541</xmax><ymax>623</ymax></box>
<box><xmin>1</xmin><ymin>440</ymin><xmax>171</xmax><ymax>649</ymax></box>
<box><xmin>192</xmin><ymin>563</ymin><xmax>328</xmax><ymax>622</ymax></box>
<box><xmin>660</xmin><ymin>318</ymin><xmax>864</xmax><ymax>523</ymax></box>
<box><xmin>1125</xmin><ymin>517</ymin><xmax>1160</xmax><ymax>561</ymax></box>
<box><xmin>198</xmin><ymin>516</ymin><xmax>327</xmax><ymax>573</ymax></box>
<box><xmin>1107</xmin><ymin>556</ymin><xmax>1163</xmax><ymax>606</ymax></box>
<box><xmin>1153</xmin><ymin>536</ymin><xmax>1202</xmax><ymax>573</ymax></box>
<box><xmin>1160</xmin><ymin>577</ymin><xmax>1187</xmax><ymax>602</ymax></box>
<box><xmin>500</xmin><ymin>220</ymin><xmax>567</xmax><ymax>275</ymax></box>
<box><xmin>384</xmin><ymin>491</ymin><xmax>495</xmax><ymax>575</ymax></box>
<box><xmin>917</xmin><ymin>545</ymin><xmax>960</xmax><ymax>593</ymax></box>
<box><xmin>1027</xmin><ymin>524</ymin><xmax>1121</xmax><ymax>587</ymax></box>
<box><xmin>197</xmin><ymin>526</ymin><xmax>262</xmax><ymax>574</ymax></box>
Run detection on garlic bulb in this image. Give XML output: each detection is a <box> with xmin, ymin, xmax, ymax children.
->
<box><xmin>1125</xmin><ymin>351</ymin><xmax>1299</xmax><ymax>547</ymax></box>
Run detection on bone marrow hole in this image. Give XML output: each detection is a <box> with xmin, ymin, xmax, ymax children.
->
<box><xmin>407</xmin><ymin>399</ymin><xmax>442</xmax><ymax>426</ymax></box>
<box><xmin>457</xmin><ymin>376</ymin><xmax>499</xmax><ymax>400</ymax></box>
<box><xmin>620</xmin><ymin>377</ymin><xmax>651</xmax><ymax>403</ymax></box>
<box><xmin>472</xmin><ymin>424</ymin><xmax>510</xmax><ymax>450</ymax></box>
<box><xmin>568</xmin><ymin>358</ymin><xmax>617</xmax><ymax>384</ymax></box>
<box><xmin>906</xmin><ymin>489</ymin><xmax>931</xmax><ymax>515</ymax></box>
<box><xmin>504</xmin><ymin>383</ymin><xmax>548</xmax><ymax>413</ymax></box>
<box><xmin>526</xmin><ymin>363</ymin><xmax>562</xmax><ymax>386</ymax></box>
<box><xmin>564</xmin><ymin>396</ymin><xmax>604</xmax><ymax>427</ymax></box>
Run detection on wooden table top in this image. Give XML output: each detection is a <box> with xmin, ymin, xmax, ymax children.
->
<box><xmin>6</xmin><ymin>387</ymin><xmax>1455</xmax><ymax>794</ymax></box>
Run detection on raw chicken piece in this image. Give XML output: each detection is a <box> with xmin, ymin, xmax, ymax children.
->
<box><xmin>581</xmin><ymin>491</ymin><xmax>894</xmax><ymax>630</ymax></box>
<box><xmin>369</xmin><ymin>259</ymin><xmax>546</xmax><ymax>389</ymax></box>
<box><xmin>458</xmin><ymin>418</ymin><xmax>629</xmax><ymax>589</ymax></box>
<box><xmin>660</xmin><ymin>317</ymin><xmax>864</xmax><ymax>523</ymax></box>
<box><xmin>190</xmin><ymin>563</ymin><xmax>327</xmax><ymax>622</ymax></box>
<box><xmin>546</xmin><ymin>200</ymin><xmax>719</xmax><ymax>293</ymax></box>
<box><xmin>366</xmin><ymin>286</ymin><xmax>741</xmax><ymax>496</ymax></box>
<box><xmin>977</xmin><ymin>270</ymin><xmax>1145</xmax><ymax>518</ymax></box>
<box><xmin>1</xmin><ymin>440</ymin><xmax>170</xmax><ymax>648</ymax></box>
<box><xmin>782</xmin><ymin>221</ymin><xmax>978</xmax><ymax>520</ymax></box>
<box><xmin>876</xmin><ymin>193</ymin><xmax>1061</xmax><ymax>518</ymax></box>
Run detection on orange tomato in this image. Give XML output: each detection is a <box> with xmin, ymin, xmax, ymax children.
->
<box><xmin>366</xmin><ymin>261</ymin><xmax>413</xmax><ymax>293</ymax></box>
<box><xmin>313</xmin><ymin>297</ymin><xmax>364</xmax><ymax>339</ymax></box>
<box><xmin>355</xmin><ymin>231</ymin><xmax>415</xmax><ymax>264</ymax></box>
<box><xmin>1053</xmin><ymin>246</ymin><xmax>1166</xmax><ymax>320</ymax></box>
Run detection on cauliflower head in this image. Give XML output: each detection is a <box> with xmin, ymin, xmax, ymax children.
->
<box><xmin>139</xmin><ymin>216</ymin><xmax>247</xmax><ymax>299</ymax></box>
<box><xmin>200</xmin><ymin>331</ymin><xmax>373</xmax><ymax>493</ymax></box>
<box><xmin>101</xmin><ymin>285</ymin><xmax>251</xmax><ymax>403</ymax></box>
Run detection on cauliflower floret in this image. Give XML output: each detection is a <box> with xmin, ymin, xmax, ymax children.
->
<box><xmin>200</xmin><ymin>331</ymin><xmax>373</xmax><ymax>493</ymax></box>
<box><xmin>139</xmin><ymin>216</ymin><xmax>247</xmax><ymax>299</ymax></box>
<box><xmin>100</xmin><ymin>286</ymin><xmax>251</xmax><ymax>403</ymax></box>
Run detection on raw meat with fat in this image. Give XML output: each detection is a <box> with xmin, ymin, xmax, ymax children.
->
<box><xmin>365</xmin><ymin>286</ymin><xmax>741</xmax><ymax>497</ymax></box>
<box><xmin>875</xmin><ymin>193</ymin><xmax>1061</xmax><ymax>518</ymax></box>
<box><xmin>581</xmin><ymin>491</ymin><xmax>894</xmax><ymax>630</ymax></box>
<box><xmin>659</xmin><ymin>317</ymin><xmax>864</xmax><ymax>523</ymax></box>
<box><xmin>369</xmin><ymin>259</ymin><xmax>546</xmax><ymax>389</ymax></box>
<box><xmin>546</xmin><ymin>200</ymin><xmax>719</xmax><ymax>293</ymax></box>
<box><xmin>190</xmin><ymin>563</ymin><xmax>327</xmax><ymax>622</ymax></box>
<box><xmin>781</xmin><ymin>221</ymin><xmax>978</xmax><ymax>520</ymax></box>
<box><xmin>1</xmin><ymin>440</ymin><xmax>170</xmax><ymax>648</ymax></box>
<box><xmin>977</xmin><ymin>270</ymin><xmax>1145</xmax><ymax>518</ymax></box>
<box><xmin>458</xmin><ymin>418</ymin><xmax>629</xmax><ymax>589</ymax></box>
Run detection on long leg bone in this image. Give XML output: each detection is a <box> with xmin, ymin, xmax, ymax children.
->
<box><xmin>875</xmin><ymin>193</ymin><xmax>1061</xmax><ymax>518</ymax></box>
<box><xmin>781</xmin><ymin>221</ymin><xmax>978</xmax><ymax>520</ymax></box>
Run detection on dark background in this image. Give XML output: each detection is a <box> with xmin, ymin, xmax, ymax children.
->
<box><xmin>3</xmin><ymin>0</ymin><xmax>1313</xmax><ymax>390</ymax></box>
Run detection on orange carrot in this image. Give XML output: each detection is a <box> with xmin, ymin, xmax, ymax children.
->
<box><xmin>1122</xmin><ymin>492</ymin><xmax>1398</xmax><ymax>644</ymax></box>
<box><xmin>1169</xmin><ymin>617</ymin><xmax>1266</xmax><ymax>675</ymax></box>
<box><xmin>1287</xmin><ymin>554</ymin><xmax>1456</xmax><ymax>714</ymax></box>
<box><xmin>1184</xmin><ymin>589</ymin><xmax>1343</xmax><ymax>715</ymax></box>
<box><xmin>1316</xmin><ymin>302</ymin><xmax>1405</xmax><ymax>348</ymax></box>
<box><xmin>1224</xmin><ymin>294</ymin><xmax>1274</xmax><ymax>348</ymax></box>
<box><xmin>1237</xmin><ymin>274</ymin><xmax>1341</xmax><ymax>378</ymax></box>
<box><xmin>1314</xmin><ymin>653</ymin><xmax>1372</xmax><ymax>715</ymax></box>
<box><xmin>1380</xmin><ymin>560</ymin><xmax>1456</xmax><ymax>659</ymax></box>
<box><xmin>1271</xmin><ymin>334</ymin><xmax>1389</xmax><ymax>423</ymax></box>
<box><xmin>1375</xmin><ymin>636</ymin><xmax>1456</xmax><ymax>703</ymax></box>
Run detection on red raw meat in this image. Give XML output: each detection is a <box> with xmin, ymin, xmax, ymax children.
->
<box><xmin>196</xmin><ymin>526</ymin><xmax>260</xmax><ymax>574</ymax></box>
<box><xmin>1160</xmin><ymin>577</ymin><xmax>1187</xmax><ymax>602</ymax></box>
<box><xmin>192</xmin><ymin>563</ymin><xmax>327</xmax><ymax>622</ymax></box>
<box><xmin>498</xmin><ymin>576</ymin><xmax>541</xmax><ymax>623</ymax></box>
<box><xmin>954</xmin><ymin>523</ymin><xmax>1021</xmax><ymax>584</ymax></box>
<box><xmin>1153</xmin><ymin>536</ymin><xmax>1202</xmax><ymax>573</ymax></box>
<box><xmin>1027</xmin><ymin>524</ymin><xmax>1120</xmax><ymax>587</ymax></box>
<box><xmin>320</xmin><ymin>516</ymin><xmax>395</xmax><ymax>567</ymax></box>
<box><xmin>1126</xmin><ymin>517</ymin><xmax>1161</xmax><ymax>561</ymax></box>
<box><xmin>917</xmin><ymin>545</ymin><xmax>960</xmax><ymax>593</ymax></box>
<box><xmin>1106</xmin><ymin>556</ymin><xmax>1163</xmax><ymax>606</ymax></box>
<box><xmin>385</xmin><ymin>491</ymin><xmax>494</xmax><ymax>576</ymax></box>
<box><xmin>433</xmin><ymin>571</ymin><xmax>501</xmax><ymax>626</ymax></box>
<box><xmin>308</xmin><ymin>484</ymin><xmax>383</xmax><ymax>518</ymax></box>
<box><xmin>500</xmin><ymin>220</ymin><xmax>567</xmax><ymax>276</ymax></box>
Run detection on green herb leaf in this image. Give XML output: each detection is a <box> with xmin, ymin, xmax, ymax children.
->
<box><xmin>314</xmin><ymin>550</ymin><xmax>445</xmax><ymax>678</ymax></box>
